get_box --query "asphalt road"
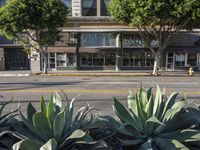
[0,75,200,116]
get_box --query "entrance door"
[166,53,174,70]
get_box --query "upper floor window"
[82,0,110,16]
[81,33,116,47]
[101,0,110,16]
[123,34,144,47]
[64,0,72,16]
[82,0,97,16]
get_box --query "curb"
[38,73,200,77]
[40,73,150,77]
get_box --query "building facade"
[1,0,200,72]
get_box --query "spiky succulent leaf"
[40,138,57,150]
[113,98,141,131]
[53,109,65,142]
[52,92,62,115]
[40,96,46,115]
[32,112,52,141]
[47,97,55,126]
[27,102,36,123]
[12,139,42,150]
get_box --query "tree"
[0,0,68,74]
[109,0,200,74]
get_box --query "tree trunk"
[43,53,48,74]
[153,52,162,75]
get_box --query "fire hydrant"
[188,67,194,76]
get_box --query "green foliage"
[0,96,20,149]
[12,93,108,150]
[109,0,200,28]
[0,0,68,41]
[83,115,123,149]
[113,86,200,149]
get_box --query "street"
[0,75,200,116]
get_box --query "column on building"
[30,31,41,73]
[0,48,5,71]
[116,32,122,71]
[72,0,82,16]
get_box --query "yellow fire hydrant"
[188,67,194,76]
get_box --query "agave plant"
[12,93,108,150]
[83,115,122,149]
[0,96,19,149]
[113,86,200,150]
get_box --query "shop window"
[93,53,104,66]
[82,0,97,16]
[187,53,197,66]
[56,53,67,67]
[101,0,110,16]
[49,53,56,69]
[64,0,72,16]
[122,51,154,67]
[105,52,116,66]
[175,53,185,67]
[81,53,93,66]
[67,53,76,66]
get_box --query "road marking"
[0,89,200,95]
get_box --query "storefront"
[165,50,200,71]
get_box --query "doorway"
[166,53,174,70]
[4,48,30,70]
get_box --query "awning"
[47,47,76,53]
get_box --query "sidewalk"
[0,70,31,77]
[0,70,200,77]
[42,70,200,77]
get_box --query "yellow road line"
[0,89,200,95]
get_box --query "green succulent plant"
[0,96,19,149]
[12,93,108,150]
[83,115,122,149]
[113,86,200,150]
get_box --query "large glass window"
[67,53,76,66]
[80,51,116,67]
[93,53,104,66]
[187,53,197,66]
[56,53,67,67]
[175,53,185,67]
[81,33,116,47]
[122,50,154,67]
[82,0,97,16]
[64,0,72,16]
[47,53,76,69]
[105,52,116,66]
[49,53,56,69]
[81,53,93,66]
[101,0,110,16]
[123,34,144,47]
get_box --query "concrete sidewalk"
[0,70,31,77]
[41,70,200,77]
[0,70,200,77]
